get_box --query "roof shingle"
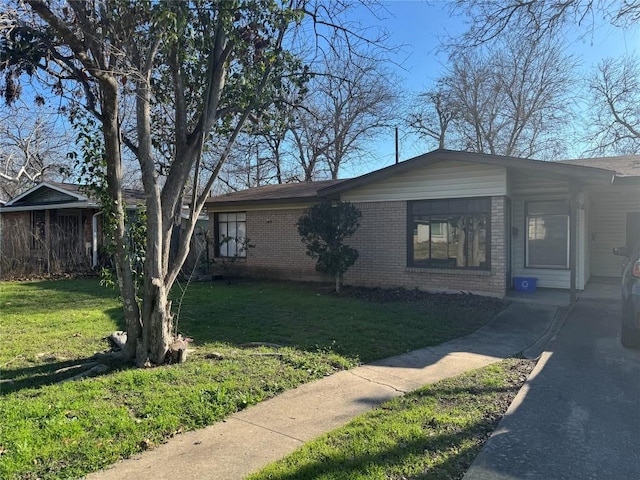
[557,155,640,177]
[206,179,346,205]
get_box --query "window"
[408,198,491,269]
[215,212,247,257]
[526,201,569,269]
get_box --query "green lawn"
[0,278,503,479]
[249,358,535,480]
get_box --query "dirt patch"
[339,285,504,308]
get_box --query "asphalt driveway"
[464,298,640,479]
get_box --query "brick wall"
[211,197,508,297]
[343,198,507,297]
[212,207,330,282]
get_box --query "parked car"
[613,239,640,348]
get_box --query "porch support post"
[569,180,579,304]
[45,210,51,274]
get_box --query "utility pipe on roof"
[92,211,102,268]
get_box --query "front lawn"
[249,358,535,480]
[0,278,503,479]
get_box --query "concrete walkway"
[88,303,559,480]
[464,298,640,480]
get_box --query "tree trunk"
[134,68,176,367]
[137,280,174,366]
[100,75,141,361]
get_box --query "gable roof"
[318,149,618,198]
[205,149,636,208]
[1,181,145,212]
[5,181,91,207]
[206,179,347,207]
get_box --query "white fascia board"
[5,182,90,206]
[0,201,99,213]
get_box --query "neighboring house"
[205,149,640,298]
[0,182,144,276]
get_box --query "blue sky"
[340,0,640,177]
[3,1,637,183]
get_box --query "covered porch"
[505,276,620,307]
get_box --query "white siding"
[341,161,507,203]
[510,175,588,290]
[510,175,569,197]
[588,184,640,277]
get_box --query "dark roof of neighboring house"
[206,179,347,206]
[44,182,146,205]
[557,155,640,177]
[0,181,145,211]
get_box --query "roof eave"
[206,196,320,209]
[318,149,617,197]
[613,176,640,185]
[0,201,100,213]
[5,181,91,206]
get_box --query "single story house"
[208,149,640,298]
[0,181,211,278]
[0,182,144,276]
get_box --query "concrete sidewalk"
[88,302,559,480]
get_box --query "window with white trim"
[526,201,569,269]
[215,212,247,258]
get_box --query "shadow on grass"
[14,277,118,299]
[0,355,130,395]
[2,303,127,396]
[170,279,503,364]
[350,383,520,410]
[253,419,494,480]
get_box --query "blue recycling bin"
[514,277,537,292]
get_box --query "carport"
[508,156,639,304]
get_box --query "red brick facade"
[215,208,330,282]
[214,196,508,297]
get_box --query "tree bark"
[100,76,141,361]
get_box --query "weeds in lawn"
[0,278,503,479]
[249,359,536,480]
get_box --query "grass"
[249,358,535,480]
[0,278,503,479]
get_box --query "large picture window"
[526,201,569,269]
[408,198,491,269]
[215,212,247,258]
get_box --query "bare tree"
[220,103,299,190]
[407,83,458,150]
[587,56,640,154]
[0,108,73,199]
[290,102,332,181]
[410,34,576,158]
[318,54,397,178]
[449,1,639,156]
[450,0,639,46]
[252,51,398,184]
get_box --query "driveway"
[464,298,640,479]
